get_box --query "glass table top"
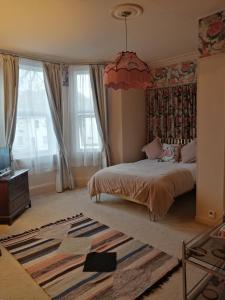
[186,224,225,273]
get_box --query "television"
[0,146,11,173]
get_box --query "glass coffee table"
[182,222,225,299]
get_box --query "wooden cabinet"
[0,169,31,225]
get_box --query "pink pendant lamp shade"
[103,51,150,90]
[104,4,150,90]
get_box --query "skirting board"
[195,214,223,226]
[30,182,55,196]
[74,177,88,188]
[30,177,89,196]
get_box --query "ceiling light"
[103,4,150,90]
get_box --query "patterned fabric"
[61,64,69,86]
[146,83,197,143]
[150,61,197,88]
[0,214,180,300]
[199,10,225,58]
[159,144,181,162]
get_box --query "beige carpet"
[0,188,208,300]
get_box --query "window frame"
[71,67,102,153]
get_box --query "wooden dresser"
[0,169,31,225]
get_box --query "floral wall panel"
[199,10,225,58]
[149,67,169,87]
[150,61,197,89]
[169,62,196,85]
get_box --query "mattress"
[88,159,196,219]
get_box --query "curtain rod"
[0,49,108,66]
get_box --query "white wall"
[196,53,225,225]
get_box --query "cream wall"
[28,172,56,195]
[108,88,146,165]
[196,53,225,225]
[121,89,146,163]
[108,89,123,164]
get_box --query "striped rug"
[0,214,180,299]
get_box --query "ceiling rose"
[110,3,143,20]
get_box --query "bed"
[88,157,196,221]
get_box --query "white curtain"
[68,65,102,167]
[43,62,74,192]
[3,55,19,152]
[89,65,111,167]
[12,59,58,174]
[0,56,5,147]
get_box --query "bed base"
[95,194,101,203]
[93,193,159,221]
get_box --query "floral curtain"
[146,83,197,142]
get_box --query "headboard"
[160,138,192,145]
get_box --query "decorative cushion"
[142,137,162,159]
[160,143,181,162]
[181,140,196,163]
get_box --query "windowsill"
[13,154,57,161]
[76,150,102,154]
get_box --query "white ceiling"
[0,0,225,63]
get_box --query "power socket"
[208,210,216,219]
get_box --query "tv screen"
[0,147,11,171]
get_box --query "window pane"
[13,61,57,161]
[69,65,102,167]
[72,67,101,151]
[76,74,93,113]
[78,114,101,150]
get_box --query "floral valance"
[149,61,197,89]
[199,10,225,58]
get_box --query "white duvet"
[88,159,196,219]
